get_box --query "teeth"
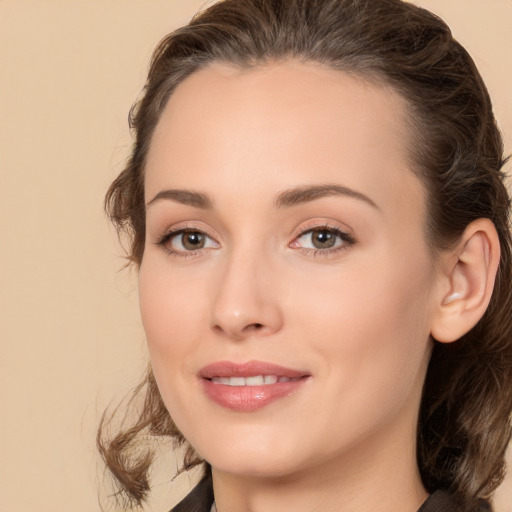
[210,375,296,386]
[246,375,264,386]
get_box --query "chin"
[207,452,303,479]
[190,428,308,479]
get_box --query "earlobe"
[430,218,500,344]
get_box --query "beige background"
[1,1,511,511]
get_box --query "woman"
[98,0,512,511]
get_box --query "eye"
[290,226,355,253]
[157,228,219,255]
[301,229,339,249]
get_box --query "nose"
[211,249,283,340]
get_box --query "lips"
[199,360,310,411]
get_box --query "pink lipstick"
[199,360,310,411]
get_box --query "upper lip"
[199,360,309,379]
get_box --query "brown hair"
[99,0,512,509]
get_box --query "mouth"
[210,375,302,386]
[199,360,310,411]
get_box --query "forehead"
[145,60,425,226]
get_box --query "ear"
[430,218,500,343]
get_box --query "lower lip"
[201,378,308,412]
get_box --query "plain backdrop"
[1,1,511,511]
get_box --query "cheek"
[139,257,205,341]
[138,258,208,384]
[293,248,432,340]
[138,259,211,431]
[289,246,435,400]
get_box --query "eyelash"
[155,223,356,258]
[289,224,356,257]
[155,225,219,258]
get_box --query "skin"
[139,61,446,512]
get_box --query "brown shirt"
[169,475,474,512]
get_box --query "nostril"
[212,322,265,337]
[244,323,263,332]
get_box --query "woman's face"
[140,61,441,479]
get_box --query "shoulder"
[168,474,214,512]
[168,481,493,512]
[418,490,492,512]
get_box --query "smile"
[210,375,302,386]
[199,360,310,411]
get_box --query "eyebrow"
[146,189,213,210]
[146,183,378,211]
[274,184,379,210]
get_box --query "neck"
[211,414,427,512]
